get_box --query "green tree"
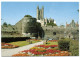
[8,24,11,26]
[3,22,7,27]
[47,22,57,26]
[77,9,79,12]
[24,15,32,17]
[36,22,44,38]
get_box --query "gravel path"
[1,41,43,56]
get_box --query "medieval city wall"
[15,18,23,34]
[42,26,79,40]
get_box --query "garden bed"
[1,43,19,49]
[12,40,70,56]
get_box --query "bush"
[58,39,70,51]
[3,22,7,27]
[69,40,79,56]
[24,15,32,17]
[47,22,57,26]
[60,37,65,39]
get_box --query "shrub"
[60,37,65,39]
[58,39,70,51]
[69,40,79,56]
[3,22,7,27]
[24,15,32,17]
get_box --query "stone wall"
[15,18,23,34]
[22,17,37,37]
[42,26,79,40]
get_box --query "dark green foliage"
[60,37,65,39]
[69,40,79,56]
[58,39,70,51]
[47,22,57,26]
[25,21,44,38]
[36,22,44,38]
[24,15,32,17]
[8,24,11,26]
[77,9,79,12]
[3,22,7,27]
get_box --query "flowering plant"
[36,45,58,48]
[12,40,70,56]
[13,49,70,56]
[1,43,19,49]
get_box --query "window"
[53,32,56,35]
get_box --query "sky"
[1,2,79,26]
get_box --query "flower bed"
[1,43,19,49]
[12,44,70,56]
[35,45,58,48]
[12,54,30,56]
[44,51,69,56]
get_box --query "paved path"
[1,41,43,56]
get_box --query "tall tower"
[36,6,44,26]
[42,6,44,19]
[37,6,40,20]
[37,6,44,20]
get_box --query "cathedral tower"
[37,6,39,20]
[41,6,44,19]
[37,6,44,20]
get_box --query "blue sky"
[1,2,79,26]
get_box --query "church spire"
[37,5,39,9]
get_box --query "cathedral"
[36,6,55,26]
[66,20,79,28]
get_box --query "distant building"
[66,20,79,28]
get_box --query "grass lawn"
[47,41,58,45]
[9,40,40,47]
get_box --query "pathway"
[1,41,43,56]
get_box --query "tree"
[8,24,11,26]
[77,9,79,12]
[47,22,57,26]
[36,22,44,38]
[24,15,32,17]
[3,22,7,27]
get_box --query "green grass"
[47,41,58,45]
[9,41,40,47]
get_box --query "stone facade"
[42,26,79,40]
[36,6,55,26]
[22,17,37,37]
[66,20,79,28]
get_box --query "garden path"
[1,41,44,56]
